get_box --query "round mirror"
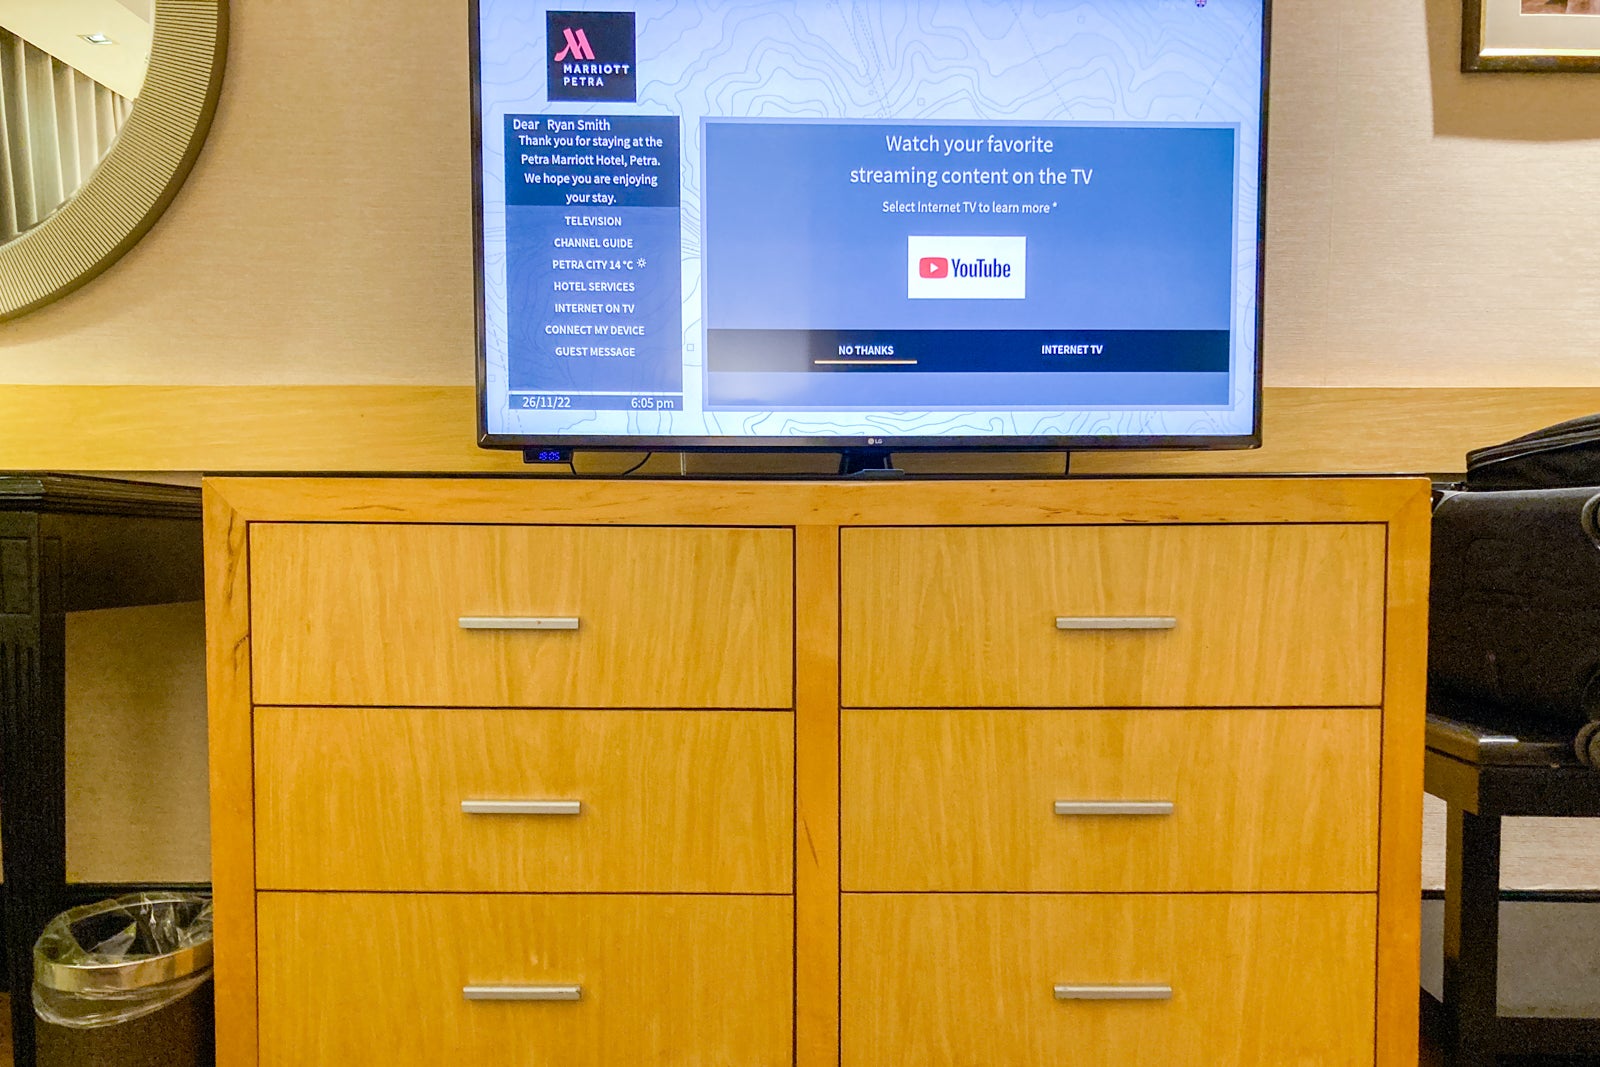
[0,0,225,321]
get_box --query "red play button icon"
[919,256,949,279]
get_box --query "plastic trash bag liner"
[33,893,212,1029]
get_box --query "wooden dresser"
[204,476,1429,1066]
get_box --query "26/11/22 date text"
[514,394,681,412]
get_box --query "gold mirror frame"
[0,0,227,321]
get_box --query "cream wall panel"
[2,0,1600,391]
[65,601,210,883]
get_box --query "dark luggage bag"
[1430,415,1600,764]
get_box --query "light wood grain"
[254,707,792,893]
[841,893,1378,1067]
[1376,483,1432,1066]
[210,474,1425,536]
[203,476,1429,1067]
[249,523,792,708]
[842,524,1387,708]
[1,386,1597,475]
[842,708,1380,892]
[795,525,840,1067]
[201,483,256,1067]
[256,893,793,1067]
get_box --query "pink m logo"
[554,27,596,62]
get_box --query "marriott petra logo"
[547,11,637,102]
[553,27,596,62]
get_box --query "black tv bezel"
[470,0,1270,457]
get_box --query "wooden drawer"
[842,893,1376,1067]
[255,708,793,893]
[841,524,1385,707]
[258,893,793,1067]
[249,524,792,707]
[842,708,1378,892]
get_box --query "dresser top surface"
[202,474,1432,528]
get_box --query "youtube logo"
[907,236,1026,300]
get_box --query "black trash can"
[32,894,215,1067]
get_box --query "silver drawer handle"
[1054,800,1174,817]
[464,984,582,1002]
[1056,616,1176,631]
[462,799,582,816]
[459,616,580,630]
[1055,984,1172,1001]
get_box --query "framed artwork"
[1465,0,1600,71]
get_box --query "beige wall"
[0,0,1596,389]
[1268,0,1600,390]
[0,0,474,387]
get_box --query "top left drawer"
[249,524,793,708]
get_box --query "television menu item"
[473,0,1269,453]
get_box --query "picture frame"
[1464,0,1600,71]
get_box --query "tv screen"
[473,0,1269,455]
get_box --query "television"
[472,0,1270,467]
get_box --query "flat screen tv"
[472,0,1270,463]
